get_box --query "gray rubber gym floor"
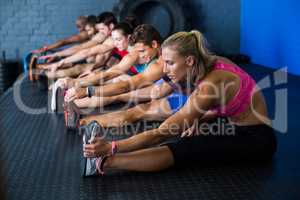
[0,64,299,200]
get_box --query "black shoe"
[37,70,48,91]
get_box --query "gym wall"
[240,0,300,75]
[0,0,241,61]
[0,0,115,60]
[188,0,240,55]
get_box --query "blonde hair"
[162,30,216,84]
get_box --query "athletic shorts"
[155,79,188,114]
[165,118,277,166]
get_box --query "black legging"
[166,118,277,165]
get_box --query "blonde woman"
[81,30,277,176]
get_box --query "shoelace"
[96,156,108,175]
[64,103,76,128]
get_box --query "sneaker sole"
[29,55,38,81]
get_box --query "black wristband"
[87,86,95,97]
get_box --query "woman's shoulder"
[209,56,243,80]
[202,68,226,84]
[215,56,238,66]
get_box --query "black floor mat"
[0,64,300,200]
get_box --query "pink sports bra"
[202,61,256,117]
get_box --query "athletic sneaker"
[29,55,38,81]
[36,70,48,91]
[82,156,108,177]
[51,81,59,112]
[56,87,66,113]
[51,81,66,113]
[81,121,107,177]
[64,101,81,130]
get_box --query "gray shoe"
[84,156,108,177]
[64,101,81,131]
[81,121,106,177]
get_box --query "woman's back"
[204,56,270,126]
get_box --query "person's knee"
[146,99,172,118]
[125,104,150,121]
